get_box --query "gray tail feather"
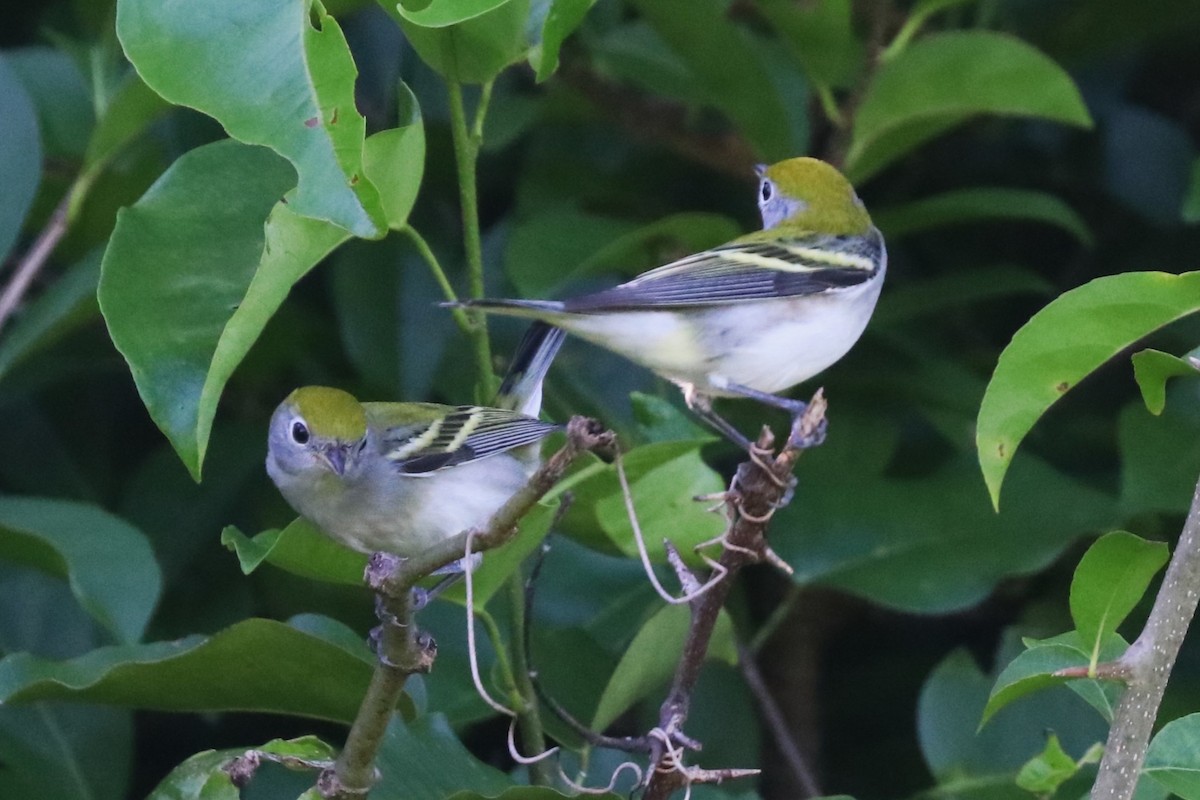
[494,321,567,417]
[442,298,565,317]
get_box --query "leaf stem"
[0,191,72,334]
[400,225,472,335]
[506,571,555,785]
[446,79,496,400]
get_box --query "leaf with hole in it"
[0,617,384,723]
[847,32,1091,181]
[977,271,1200,510]
[1146,713,1200,799]
[146,736,335,800]
[1132,348,1199,415]
[1071,531,1167,670]
[0,497,159,644]
[873,187,1093,245]
[118,0,385,236]
[591,604,735,732]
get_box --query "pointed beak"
[322,444,349,476]
[754,163,767,178]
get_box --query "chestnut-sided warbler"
[454,157,885,445]
[266,323,565,558]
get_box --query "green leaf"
[396,0,512,26]
[146,736,335,800]
[1132,348,1199,415]
[117,0,385,236]
[872,264,1053,328]
[977,271,1200,509]
[630,392,715,444]
[375,714,514,799]
[1070,531,1167,670]
[447,789,617,800]
[1145,712,1200,799]
[847,32,1092,181]
[0,617,382,723]
[1119,400,1200,516]
[0,251,100,383]
[626,0,796,159]
[982,632,1126,726]
[590,604,735,731]
[5,46,92,161]
[365,83,426,231]
[578,442,727,563]
[0,52,40,265]
[1015,734,1081,794]
[757,0,863,89]
[385,0,531,84]
[530,0,596,82]
[0,497,160,644]
[442,503,558,608]
[220,519,367,586]
[76,69,172,205]
[880,0,977,62]
[873,187,1093,245]
[0,704,132,800]
[920,642,1110,782]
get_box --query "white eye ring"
[291,421,310,445]
[760,180,773,203]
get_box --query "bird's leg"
[682,386,753,450]
[722,382,827,449]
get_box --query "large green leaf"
[117,0,386,236]
[0,497,159,644]
[0,704,132,800]
[626,0,795,160]
[847,32,1092,181]
[0,52,41,264]
[385,0,532,84]
[590,604,735,731]
[374,714,514,799]
[873,187,1093,245]
[1145,713,1200,799]
[776,413,1116,613]
[100,123,420,479]
[0,617,379,723]
[221,518,367,586]
[1070,531,1167,670]
[977,271,1200,509]
[757,0,862,89]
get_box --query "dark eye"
[760,180,773,203]
[291,421,310,444]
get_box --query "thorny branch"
[642,391,827,800]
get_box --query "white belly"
[559,274,883,397]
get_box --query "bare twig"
[736,639,821,797]
[1090,471,1200,800]
[319,417,614,799]
[642,392,828,800]
[0,193,71,333]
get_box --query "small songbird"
[453,157,886,446]
[266,323,564,559]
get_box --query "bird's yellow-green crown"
[287,386,368,441]
[764,157,871,235]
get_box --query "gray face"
[266,401,323,479]
[757,177,807,230]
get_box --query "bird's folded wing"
[380,406,560,474]
[564,230,884,310]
